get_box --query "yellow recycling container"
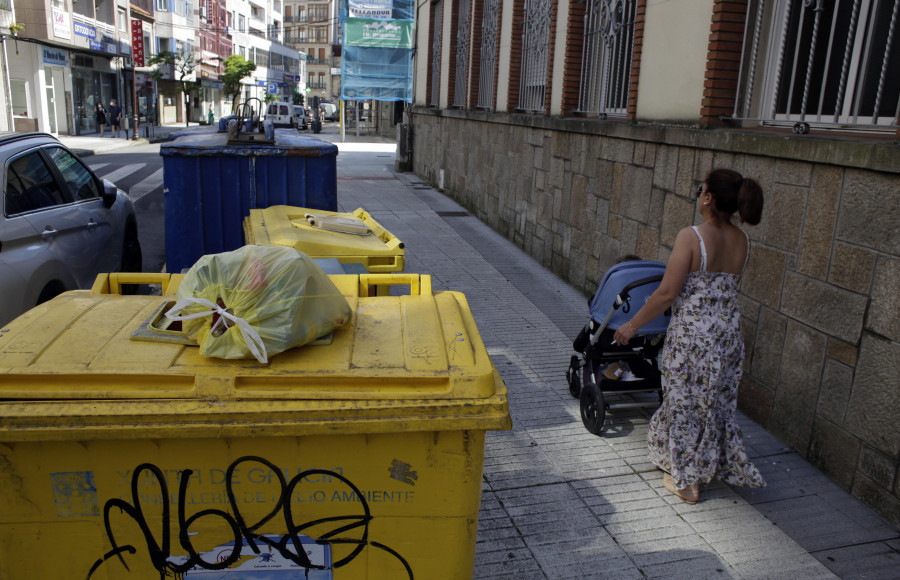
[244,206,405,273]
[0,272,510,580]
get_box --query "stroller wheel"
[566,355,581,398]
[580,382,606,435]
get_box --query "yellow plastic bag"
[166,245,352,363]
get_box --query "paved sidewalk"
[59,125,900,579]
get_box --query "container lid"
[244,206,405,258]
[160,130,338,157]
[0,273,510,441]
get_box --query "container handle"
[91,273,173,295]
[358,274,431,297]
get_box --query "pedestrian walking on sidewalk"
[108,99,122,137]
[613,168,767,504]
[95,102,107,137]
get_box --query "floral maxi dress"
[647,226,765,490]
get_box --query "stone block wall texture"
[410,108,900,526]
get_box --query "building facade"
[5,0,130,135]
[283,0,339,106]
[0,0,297,134]
[409,0,900,526]
[226,0,303,112]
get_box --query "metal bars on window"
[518,0,553,112]
[734,0,899,131]
[454,0,472,108]
[431,1,444,107]
[577,0,636,117]
[477,0,500,109]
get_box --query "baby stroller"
[565,260,671,435]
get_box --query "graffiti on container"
[85,456,413,579]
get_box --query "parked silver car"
[0,132,141,326]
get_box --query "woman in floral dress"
[613,168,766,504]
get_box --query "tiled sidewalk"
[331,136,899,579]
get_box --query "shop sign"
[201,50,219,67]
[74,21,97,40]
[347,0,392,19]
[344,18,413,48]
[42,47,67,66]
[90,40,104,52]
[132,20,145,67]
[52,7,71,40]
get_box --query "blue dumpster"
[160,131,338,273]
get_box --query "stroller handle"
[615,274,664,309]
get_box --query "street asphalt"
[57,123,900,579]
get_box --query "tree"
[223,55,257,112]
[293,91,304,106]
[148,50,204,127]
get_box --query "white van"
[265,101,294,127]
[320,103,338,122]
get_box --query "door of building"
[45,69,58,134]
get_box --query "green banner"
[344,18,414,48]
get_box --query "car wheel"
[120,224,143,295]
[37,281,66,305]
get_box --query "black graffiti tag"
[85,456,413,579]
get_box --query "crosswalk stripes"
[94,163,144,185]
[127,168,164,202]
[89,161,164,201]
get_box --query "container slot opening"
[304,213,372,236]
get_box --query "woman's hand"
[613,321,638,346]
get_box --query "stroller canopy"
[589,260,670,335]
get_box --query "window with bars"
[477,0,500,109]
[518,0,552,112]
[431,1,444,107]
[577,0,636,117]
[453,0,471,108]
[736,0,899,131]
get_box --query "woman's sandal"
[664,473,699,504]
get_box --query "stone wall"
[409,107,900,526]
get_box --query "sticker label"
[51,471,100,517]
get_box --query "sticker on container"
[388,459,417,485]
[176,534,332,578]
[51,471,100,517]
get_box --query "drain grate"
[436,211,469,217]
